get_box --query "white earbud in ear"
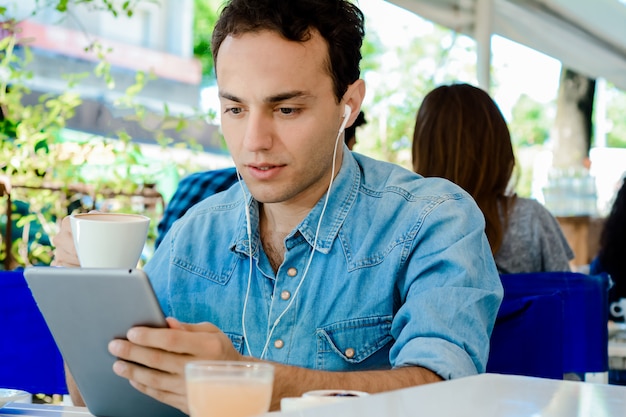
[339,104,352,134]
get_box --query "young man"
[53,0,502,412]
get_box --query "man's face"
[216,30,346,209]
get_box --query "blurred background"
[1,0,625,270]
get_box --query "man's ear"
[343,79,366,120]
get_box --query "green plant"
[0,2,203,269]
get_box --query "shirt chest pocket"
[225,332,244,355]
[315,316,394,371]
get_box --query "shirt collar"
[232,148,360,256]
[295,150,360,254]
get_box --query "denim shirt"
[146,150,503,380]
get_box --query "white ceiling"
[387,0,626,91]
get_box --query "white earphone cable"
[237,170,255,357]
[241,108,347,359]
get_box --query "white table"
[269,373,626,417]
[3,373,626,417]
[0,403,92,417]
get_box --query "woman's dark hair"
[412,83,516,254]
[211,0,364,102]
[344,110,366,142]
[598,178,626,286]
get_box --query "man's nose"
[242,112,273,151]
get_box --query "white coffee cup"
[280,389,369,411]
[70,212,150,268]
[610,298,626,318]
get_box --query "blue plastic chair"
[0,269,68,394]
[487,271,610,381]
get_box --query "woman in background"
[591,177,626,321]
[412,83,573,274]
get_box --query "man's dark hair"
[211,0,364,102]
[344,110,366,142]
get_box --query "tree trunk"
[552,68,595,170]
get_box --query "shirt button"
[281,290,291,300]
[287,267,298,277]
[345,348,355,359]
[274,339,284,349]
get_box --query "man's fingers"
[51,216,80,267]
[110,326,231,365]
[166,318,222,333]
[126,323,224,355]
[109,339,190,375]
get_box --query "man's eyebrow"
[219,91,242,103]
[219,91,312,104]
[265,91,310,103]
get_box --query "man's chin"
[247,187,287,205]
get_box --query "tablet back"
[24,267,187,417]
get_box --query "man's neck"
[256,153,345,270]
[259,202,314,273]
[260,202,310,236]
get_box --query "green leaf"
[0,36,11,51]
[55,0,69,12]
[117,131,132,143]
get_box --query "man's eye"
[226,107,243,115]
[279,108,300,115]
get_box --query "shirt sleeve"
[389,193,503,379]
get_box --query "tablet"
[24,267,187,417]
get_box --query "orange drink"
[186,361,274,417]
